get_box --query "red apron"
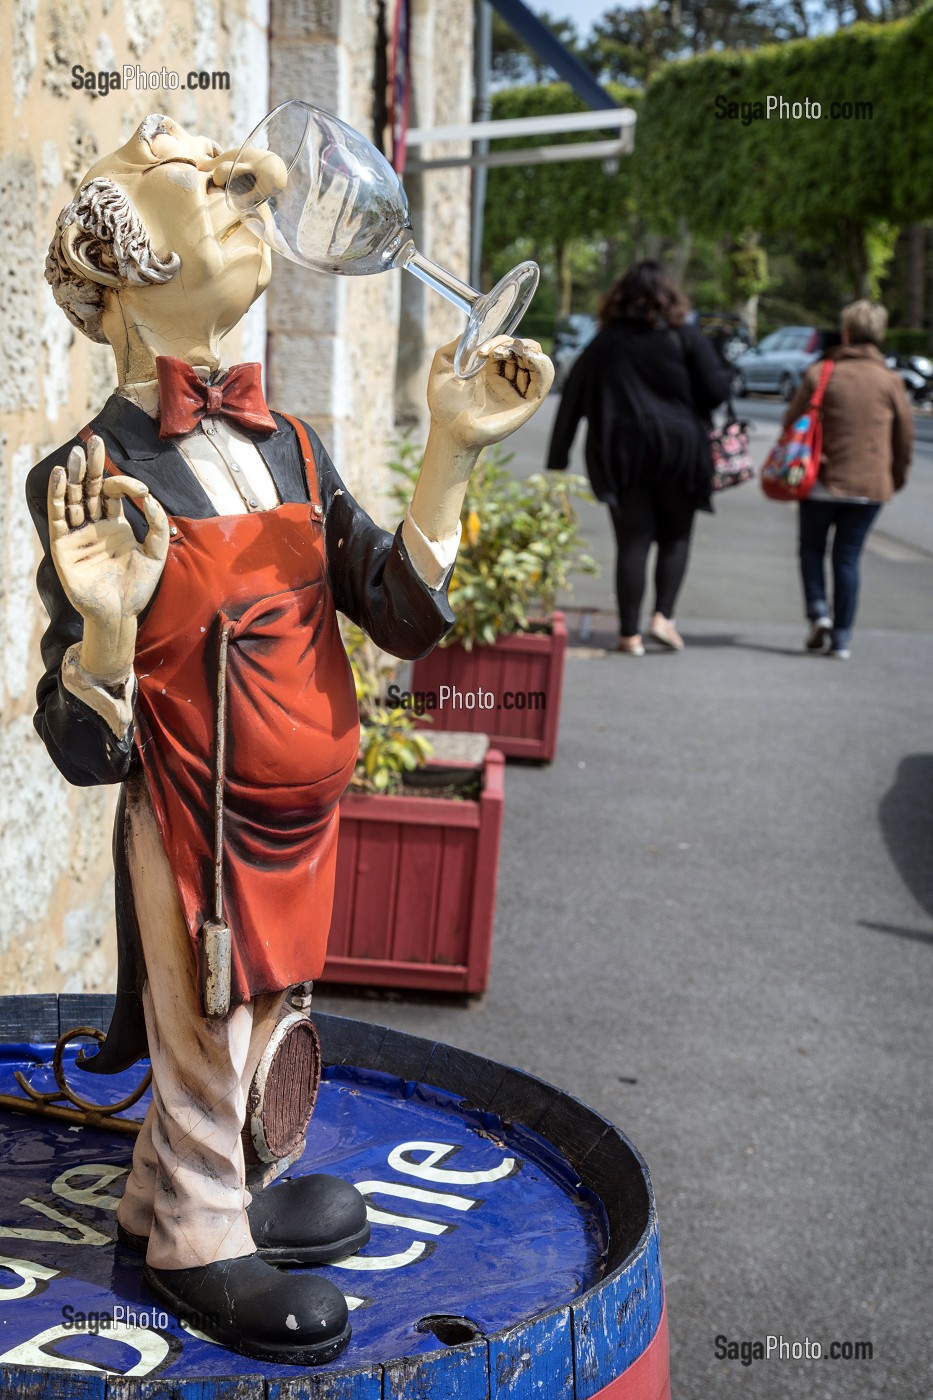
[87,416,360,1005]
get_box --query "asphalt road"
[318,393,933,1398]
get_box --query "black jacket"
[26,395,454,1070]
[547,319,730,510]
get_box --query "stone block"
[268,329,338,420]
[270,40,340,110]
[267,258,341,335]
[271,0,339,41]
[0,717,72,954]
[0,156,40,413]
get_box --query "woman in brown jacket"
[784,300,913,658]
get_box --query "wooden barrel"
[0,994,669,1398]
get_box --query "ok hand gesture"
[48,434,169,679]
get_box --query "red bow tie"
[156,357,278,438]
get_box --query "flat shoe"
[648,616,684,651]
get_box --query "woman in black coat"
[548,261,729,653]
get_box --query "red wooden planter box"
[322,750,505,993]
[409,611,568,763]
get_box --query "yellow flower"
[466,510,481,546]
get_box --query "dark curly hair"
[598,260,689,329]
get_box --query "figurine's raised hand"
[409,337,555,546]
[427,336,554,452]
[48,435,169,680]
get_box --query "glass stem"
[403,248,477,314]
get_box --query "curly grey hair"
[45,177,181,342]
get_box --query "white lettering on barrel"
[353,1180,475,1234]
[0,1322,169,1376]
[52,1163,128,1211]
[0,1198,110,1246]
[331,1140,516,1274]
[330,1240,431,1271]
[387,1140,517,1185]
[0,1253,59,1301]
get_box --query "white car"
[732,326,839,400]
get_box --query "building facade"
[0,0,473,994]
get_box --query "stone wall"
[0,0,269,994]
[266,0,473,522]
[0,0,474,998]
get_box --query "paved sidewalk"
[319,397,933,1399]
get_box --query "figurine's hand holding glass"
[407,337,555,545]
[48,435,169,681]
[227,103,541,378]
[427,337,555,451]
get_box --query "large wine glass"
[226,100,539,378]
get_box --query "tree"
[822,0,927,20]
[586,6,686,84]
[491,10,589,86]
[726,231,770,340]
[634,5,933,297]
[586,0,815,83]
[482,3,933,328]
[483,83,640,313]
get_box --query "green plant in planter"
[341,621,433,793]
[391,438,596,650]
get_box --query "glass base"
[454,262,540,378]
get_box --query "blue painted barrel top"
[0,995,668,1398]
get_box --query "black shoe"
[144,1253,350,1365]
[249,1173,370,1265]
[117,1173,370,1266]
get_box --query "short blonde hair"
[840,300,888,347]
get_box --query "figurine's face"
[84,116,280,337]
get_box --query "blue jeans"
[798,500,882,650]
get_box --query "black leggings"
[610,483,697,636]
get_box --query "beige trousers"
[115,775,286,1271]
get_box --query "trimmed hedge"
[484,4,933,296]
[885,328,933,356]
[484,83,641,256]
[634,4,933,280]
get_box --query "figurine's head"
[46,115,285,365]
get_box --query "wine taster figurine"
[26,112,552,1364]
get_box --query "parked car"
[732,326,840,400]
[552,314,598,391]
[689,311,751,366]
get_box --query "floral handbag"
[709,401,754,491]
[760,360,835,501]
